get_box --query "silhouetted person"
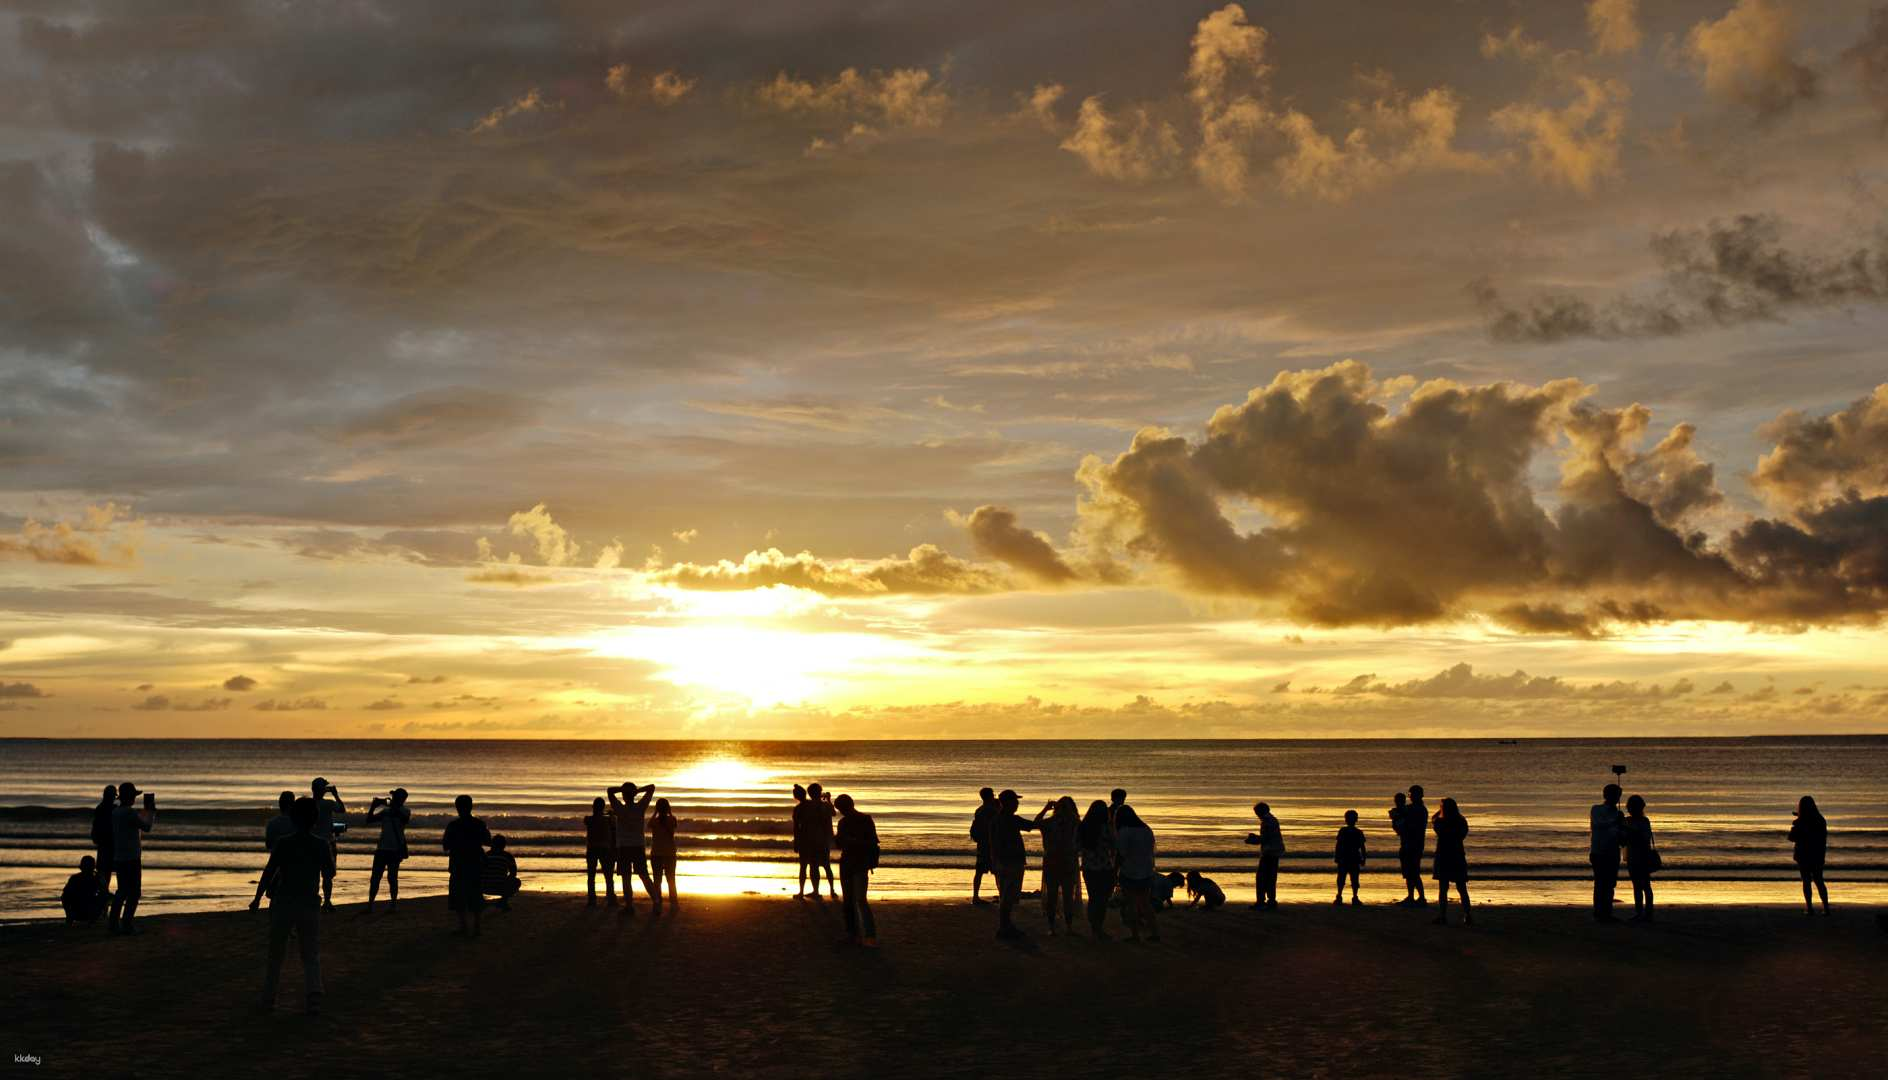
[650,797,679,908]
[107,782,153,935]
[1791,795,1829,916]
[90,785,116,898]
[791,784,812,898]
[608,781,657,912]
[969,787,997,905]
[585,796,617,907]
[1244,801,1283,910]
[1078,799,1116,940]
[366,787,410,914]
[264,790,295,851]
[1431,797,1471,926]
[1620,794,1658,923]
[443,794,490,937]
[834,793,880,947]
[1186,869,1226,909]
[63,856,105,924]
[1335,809,1366,906]
[1113,805,1158,943]
[1398,786,1428,907]
[483,834,520,911]
[310,777,346,911]
[1590,783,1624,923]
[252,796,330,1013]
[1034,796,1081,935]
[1109,788,1127,826]
[805,783,837,900]
[991,789,1031,940]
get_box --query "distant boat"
[1496,739,1520,745]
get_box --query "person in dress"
[1431,798,1471,927]
[365,787,410,914]
[1078,800,1116,941]
[1334,809,1366,906]
[1790,795,1830,916]
[649,797,680,909]
[1620,794,1658,923]
[443,794,491,937]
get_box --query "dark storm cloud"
[1475,215,1888,342]
[220,674,256,692]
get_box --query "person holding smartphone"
[108,782,155,935]
[310,777,347,911]
[365,788,410,914]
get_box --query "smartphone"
[143,792,154,807]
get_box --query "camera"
[330,822,349,837]
[1611,764,1627,777]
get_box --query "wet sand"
[5,895,1884,1078]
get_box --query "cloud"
[1021,83,1065,130]
[336,388,537,449]
[652,544,1007,597]
[1587,0,1642,56]
[671,528,698,543]
[1058,97,1182,182]
[1186,3,1272,199]
[1476,214,1888,341]
[0,503,140,567]
[469,87,551,135]
[366,697,405,711]
[222,674,258,692]
[1709,680,1736,693]
[1490,73,1629,194]
[1845,7,1888,126]
[607,65,696,105]
[467,567,558,587]
[405,675,448,685]
[957,505,1077,584]
[1685,0,1818,117]
[1273,77,1491,201]
[1752,387,1888,507]
[1333,662,1688,700]
[504,502,579,567]
[134,694,231,711]
[255,697,328,711]
[0,682,49,699]
[755,67,948,129]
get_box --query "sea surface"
[4,737,1884,920]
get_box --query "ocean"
[3,737,1883,920]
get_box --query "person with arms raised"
[609,780,658,912]
[365,787,410,914]
[1034,796,1081,936]
[310,777,347,911]
[107,782,154,935]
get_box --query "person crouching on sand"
[1431,798,1471,926]
[1334,810,1366,906]
[835,793,880,947]
[444,794,491,937]
[251,796,331,1014]
[1185,869,1226,909]
[650,798,679,909]
[62,856,105,924]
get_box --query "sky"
[4,0,1888,738]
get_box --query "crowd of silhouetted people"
[55,772,1848,1013]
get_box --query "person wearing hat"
[107,781,155,934]
[990,789,1033,940]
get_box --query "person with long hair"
[1113,804,1159,943]
[1430,798,1471,926]
[1790,795,1830,916]
[650,797,679,909]
[1078,799,1116,940]
[1034,796,1082,935]
[1620,794,1658,923]
[365,787,410,914]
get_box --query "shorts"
[1398,847,1423,877]
[806,842,831,866]
[651,853,676,876]
[373,850,405,871]
[617,847,647,874]
[974,843,992,873]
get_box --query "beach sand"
[5,895,1884,1078]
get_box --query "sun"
[665,756,772,791]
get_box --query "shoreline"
[6,896,1886,1078]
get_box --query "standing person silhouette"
[1431,798,1471,926]
[1620,794,1657,923]
[969,788,997,905]
[107,782,154,935]
[251,796,330,1014]
[1244,802,1284,910]
[1334,809,1366,906]
[1790,796,1830,916]
[1034,796,1081,936]
[1399,786,1428,907]
[791,784,811,898]
[584,797,616,907]
[1590,783,1624,923]
[365,788,410,914]
[443,794,490,937]
[90,785,116,900]
[1113,805,1158,943]
[310,777,346,911]
[834,793,880,947]
[608,781,657,913]
[649,798,679,909]
[264,791,296,851]
[804,783,837,900]
[1078,800,1116,940]
[990,789,1032,940]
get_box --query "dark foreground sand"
[5,896,1885,1078]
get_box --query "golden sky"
[5,0,1888,737]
